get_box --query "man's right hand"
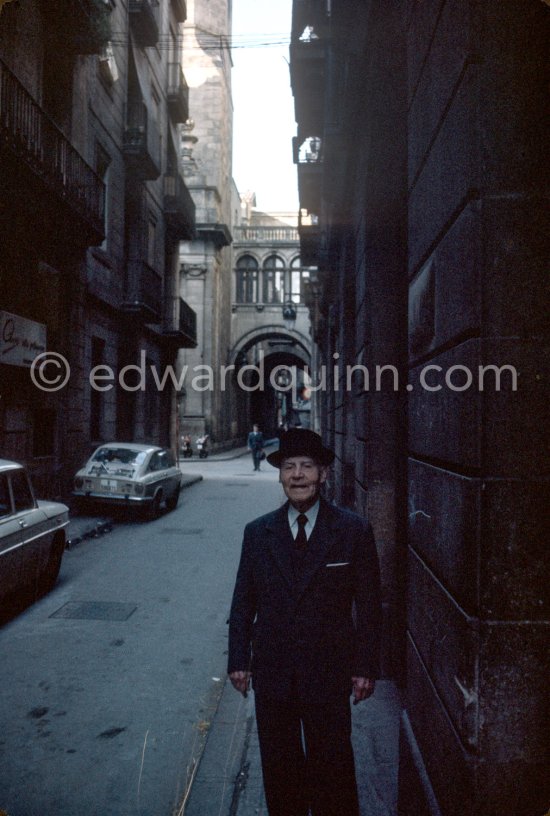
[229,670,251,696]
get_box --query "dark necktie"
[294,513,308,551]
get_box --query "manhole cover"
[50,602,137,621]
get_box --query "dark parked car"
[0,459,69,608]
[73,443,182,518]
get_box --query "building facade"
[290,2,549,815]
[0,0,197,496]
[177,0,234,446]
[176,3,315,449]
[230,198,314,439]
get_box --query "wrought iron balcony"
[121,260,163,322]
[163,297,197,347]
[123,101,161,180]
[298,210,322,267]
[164,171,195,240]
[0,59,105,244]
[167,63,190,123]
[45,0,112,55]
[170,0,187,23]
[291,0,328,44]
[129,0,159,48]
[196,223,232,248]
[297,156,323,213]
[289,37,325,134]
[70,0,112,54]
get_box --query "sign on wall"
[0,311,47,368]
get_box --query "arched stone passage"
[229,327,312,438]
[229,325,312,368]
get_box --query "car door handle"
[18,519,27,527]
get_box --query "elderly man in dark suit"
[228,428,382,816]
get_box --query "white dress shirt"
[287,500,320,541]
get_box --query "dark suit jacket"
[228,497,382,702]
[247,431,264,451]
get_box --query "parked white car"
[0,460,69,607]
[73,443,182,518]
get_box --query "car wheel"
[147,491,163,520]
[41,533,66,595]
[165,486,180,512]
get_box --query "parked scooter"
[196,434,209,459]
[181,434,193,458]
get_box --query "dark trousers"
[254,690,359,816]
[251,450,262,470]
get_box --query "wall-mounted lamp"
[282,301,297,331]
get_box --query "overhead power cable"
[103,33,292,50]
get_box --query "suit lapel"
[295,498,342,601]
[264,498,346,597]
[265,502,295,589]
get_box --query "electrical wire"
[102,32,292,50]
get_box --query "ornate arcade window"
[236,254,259,303]
[290,257,310,304]
[262,255,286,303]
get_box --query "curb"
[179,439,278,464]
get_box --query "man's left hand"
[352,676,376,704]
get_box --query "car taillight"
[75,478,83,489]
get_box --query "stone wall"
[290,0,550,813]
[179,0,235,447]
[402,2,550,814]
[317,0,409,680]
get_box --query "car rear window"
[92,448,148,466]
[11,469,34,512]
[0,474,11,517]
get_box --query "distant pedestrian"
[228,428,382,816]
[248,424,265,472]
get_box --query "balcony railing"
[233,226,299,243]
[70,0,112,54]
[291,1,328,44]
[129,0,159,47]
[45,0,112,55]
[289,38,325,133]
[123,101,161,180]
[297,158,322,213]
[164,171,195,239]
[167,62,190,123]
[298,210,321,267]
[122,260,163,321]
[164,297,197,347]
[0,59,105,243]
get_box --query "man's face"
[279,456,328,510]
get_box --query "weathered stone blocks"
[408,460,549,621]
[403,632,550,816]
[408,338,549,477]
[408,0,474,181]
[408,198,549,362]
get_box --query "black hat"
[267,428,335,468]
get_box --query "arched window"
[290,257,310,304]
[263,255,285,303]
[236,255,259,303]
